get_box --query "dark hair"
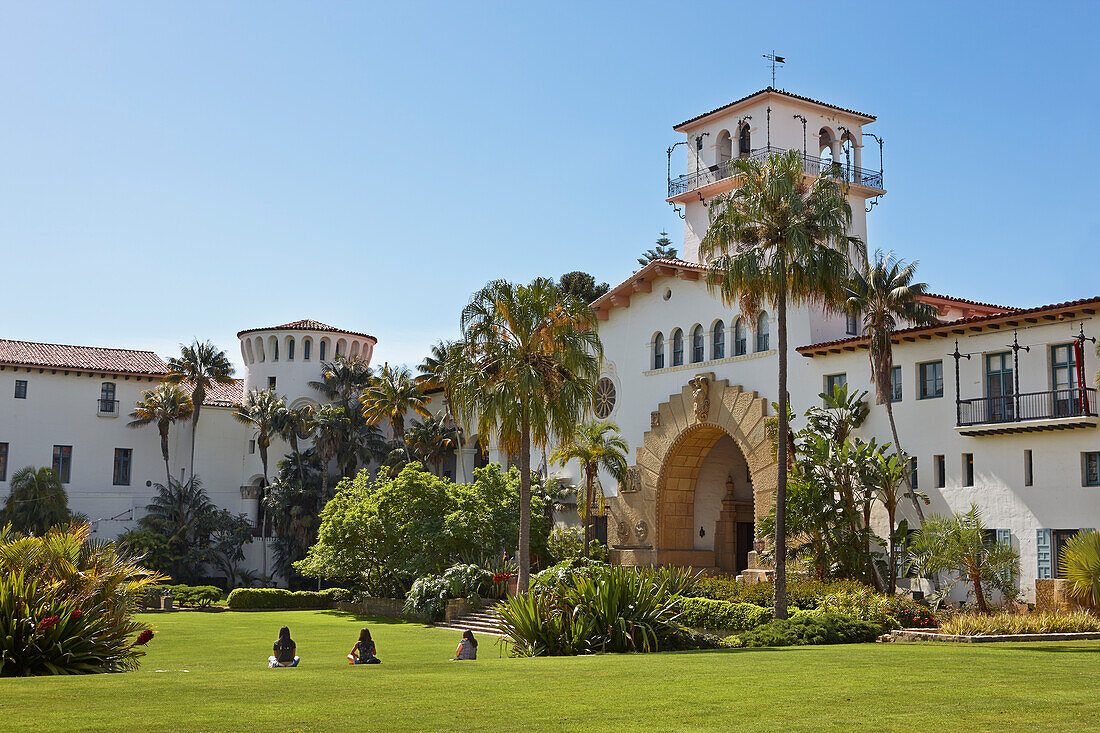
[278,626,292,646]
[462,629,477,648]
[359,627,372,645]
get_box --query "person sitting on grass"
[347,627,380,665]
[453,630,477,660]
[268,626,299,668]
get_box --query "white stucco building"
[2,86,1096,600]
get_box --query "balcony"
[956,388,1098,436]
[97,398,120,416]
[668,146,884,199]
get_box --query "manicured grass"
[2,610,1099,732]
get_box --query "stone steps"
[432,601,506,637]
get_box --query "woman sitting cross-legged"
[347,627,380,665]
[268,626,299,668]
[453,630,477,660]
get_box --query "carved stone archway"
[610,373,777,569]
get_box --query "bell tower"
[665,88,884,263]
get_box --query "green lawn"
[2,610,1099,732]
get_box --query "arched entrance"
[608,372,776,572]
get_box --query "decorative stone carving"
[616,520,630,544]
[651,411,661,428]
[689,374,710,422]
[635,520,649,542]
[621,466,642,493]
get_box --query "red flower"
[70,610,83,620]
[36,616,59,632]
[135,629,154,646]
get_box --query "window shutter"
[1036,528,1052,579]
[996,529,1011,546]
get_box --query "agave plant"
[1059,530,1100,609]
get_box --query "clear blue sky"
[3,1,1098,371]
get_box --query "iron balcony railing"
[668,146,884,198]
[957,388,1098,427]
[98,398,119,415]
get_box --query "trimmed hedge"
[678,597,771,631]
[226,588,338,610]
[161,585,222,608]
[689,576,870,609]
[735,613,880,647]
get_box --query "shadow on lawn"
[317,610,430,626]
[1006,644,1100,654]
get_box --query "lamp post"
[793,114,807,157]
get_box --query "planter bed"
[891,628,1100,643]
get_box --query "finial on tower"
[763,51,785,88]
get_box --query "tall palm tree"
[274,404,314,488]
[846,249,939,522]
[309,355,373,413]
[700,148,863,619]
[141,476,215,582]
[448,277,602,590]
[360,363,431,444]
[1,466,70,535]
[128,382,194,485]
[310,403,348,498]
[406,411,459,476]
[165,339,236,479]
[550,420,629,558]
[235,388,286,488]
[417,340,468,481]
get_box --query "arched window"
[303,338,312,361]
[738,123,751,157]
[255,338,265,363]
[691,325,704,363]
[756,312,770,352]
[733,318,746,356]
[270,336,279,362]
[672,329,684,366]
[653,333,665,370]
[712,320,725,359]
[319,339,328,362]
[287,337,295,361]
[716,130,732,168]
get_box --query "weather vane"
[763,51,785,87]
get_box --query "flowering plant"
[135,630,154,646]
[36,616,60,633]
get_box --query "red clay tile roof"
[920,293,1016,314]
[590,258,705,314]
[0,339,169,376]
[797,297,1100,356]
[675,87,876,131]
[200,379,244,408]
[236,319,376,342]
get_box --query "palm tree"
[360,362,431,444]
[2,466,71,535]
[128,382,194,485]
[700,148,863,619]
[309,355,373,413]
[550,420,628,558]
[274,404,313,488]
[310,403,348,498]
[406,411,459,475]
[417,340,468,481]
[140,476,216,582]
[165,339,236,479]
[872,450,913,594]
[846,249,939,522]
[234,388,286,488]
[448,277,602,590]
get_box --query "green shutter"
[1036,528,1052,579]
[996,529,1011,546]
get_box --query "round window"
[663,288,672,301]
[594,377,617,418]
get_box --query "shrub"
[0,523,163,676]
[678,597,771,631]
[547,527,584,562]
[689,576,869,609]
[161,585,222,608]
[532,558,609,590]
[883,595,938,629]
[225,588,338,610]
[940,611,1100,636]
[817,586,899,632]
[736,613,880,647]
[404,564,494,621]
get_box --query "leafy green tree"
[164,339,236,479]
[127,382,193,486]
[235,388,285,488]
[115,527,172,574]
[447,277,602,589]
[1,467,71,536]
[637,231,678,267]
[139,477,216,583]
[557,271,610,304]
[550,420,628,557]
[846,249,939,522]
[700,149,862,618]
[909,504,1020,612]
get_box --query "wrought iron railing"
[957,388,1097,427]
[668,146,884,197]
[98,398,119,415]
